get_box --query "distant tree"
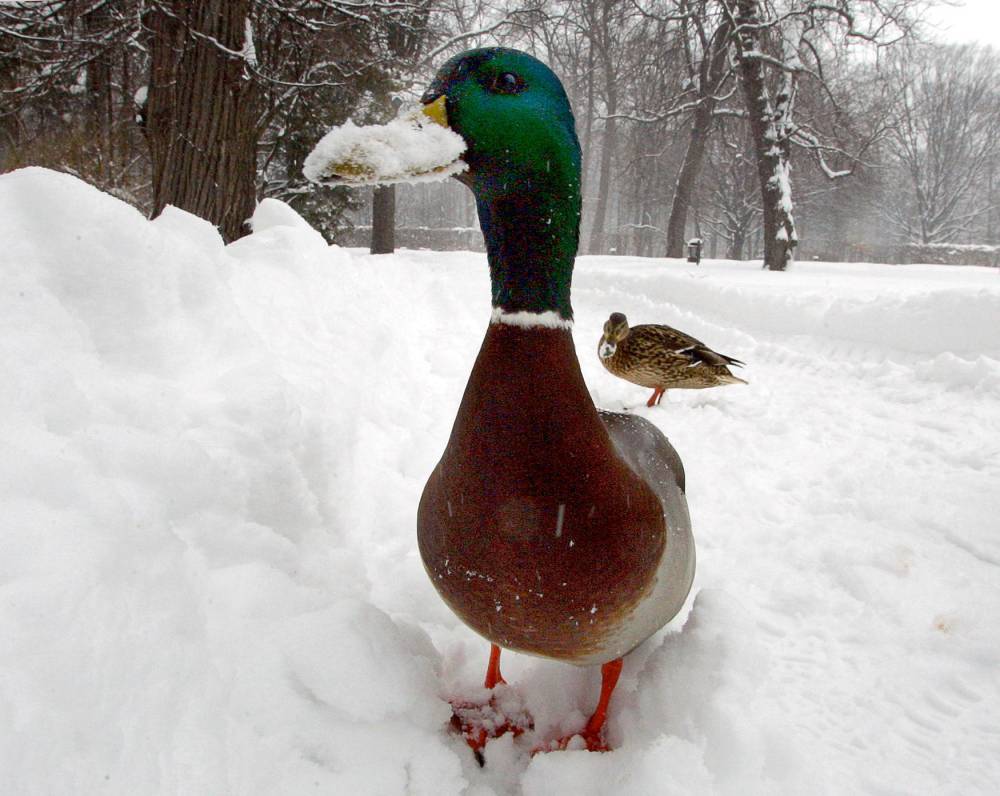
[705,125,761,259]
[722,0,798,270]
[985,152,1000,246]
[582,0,626,254]
[664,2,733,258]
[719,0,916,270]
[882,43,1000,244]
[0,1,149,203]
[592,0,733,258]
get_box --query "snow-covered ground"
[2,167,999,795]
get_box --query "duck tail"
[719,373,748,386]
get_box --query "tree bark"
[729,228,745,260]
[578,44,596,246]
[0,53,21,158]
[145,0,257,242]
[588,73,617,254]
[728,0,797,271]
[581,44,596,177]
[83,3,113,171]
[666,18,733,259]
[586,0,619,256]
[370,184,396,254]
[665,106,711,260]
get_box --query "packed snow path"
[2,169,998,794]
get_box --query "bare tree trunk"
[586,0,619,256]
[145,0,257,242]
[0,53,21,159]
[370,185,396,254]
[729,0,797,271]
[83,3,113,174]
[581,45,596,174]
[666,18,732,258]
[578,44,596,246]
[588,73,616,254]
[666,109,711,259]
[988,158,996,244]
[729,228,745,260]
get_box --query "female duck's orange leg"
[484,644,506,689]
[646,387,665,407]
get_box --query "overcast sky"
[925,0,1000,47]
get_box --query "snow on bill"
[2,167,999,794]
[303,106,467,186]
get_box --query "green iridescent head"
[422,48,582,319]
[422,48,580,199]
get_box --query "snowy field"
[2,167,999,795]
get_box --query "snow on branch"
[789,127,855,178]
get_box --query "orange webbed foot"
[537,727,612,753]
[450,687,533,765]
[533,657,623,755]
[449,644,532,765]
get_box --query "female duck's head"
[599,312,630,359]
[422,48,582,321]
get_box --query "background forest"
[3,0,999,269]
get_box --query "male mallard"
[599,312,747,407]
[416,49,695,755]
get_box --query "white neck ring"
[490,307,574,330]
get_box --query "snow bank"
[0,168,464,794]
[2,168,998,794]
[303,106,467,186]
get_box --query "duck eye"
[491,72,523,94]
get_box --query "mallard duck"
[599,312,747,407]
[416,48,695,755]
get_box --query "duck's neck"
[455,323,608,450]
[475,179,581,321]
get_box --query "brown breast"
[418,322,666,662]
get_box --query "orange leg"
[484,643,506,689]
[646,387,665,407]
[546,657,624,753]
[581,658,623,746]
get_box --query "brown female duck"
[415,48,695,755]
[599,312,747,407]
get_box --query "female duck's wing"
[632,323,703,357]
[634,324,745,370]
